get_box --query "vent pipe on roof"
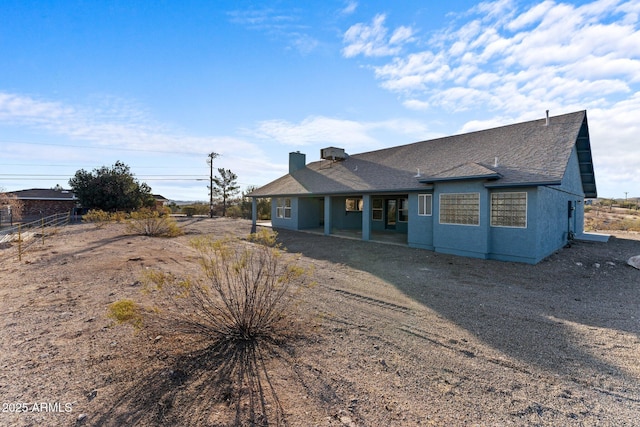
[494,157,499,167]
[545,110,549,126]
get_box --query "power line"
[1,140,205,156]
[0,163,200,169]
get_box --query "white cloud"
[0,91,270,161]
[250,116,377,147]
[228,8,319,55]
[248,115,432,151]
[506,0,554,31]
[347,0,640,120]
[403,99,430,110]
[586,92,640,195]
[342,14,415,58]
[341,1,358,16]
[341,0,640,196]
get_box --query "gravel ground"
[0,217,638,426]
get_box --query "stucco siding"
[270,197,298,230]
[536,147,587,258]
[407,192,434,249]
[487,188,539,263]
[561,147,587,236]
[432,182,490,259]
[535,186,571,259]
[298,197,323,229]
[330,196,362,230]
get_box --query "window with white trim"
[372,198,383,220]
[418,194,432,216]
[491,192,527,228]
[439,193,480,225]
[276,198,292,219]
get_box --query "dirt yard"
[0,217,639,426]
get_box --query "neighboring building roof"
[9,188,77,201]
[250,110,596,198]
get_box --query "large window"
[372,198,383,221]
[276,198,291,219]
[345,198,363,212]
[491,192,527,228]
[418,194,432,216]
[439,193,480,225]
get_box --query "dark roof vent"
[320,147,346,161]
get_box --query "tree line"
[50,159,269,219]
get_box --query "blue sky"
[1,0,639,200]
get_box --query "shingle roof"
[250,110,595,197]
[9,188,77,200]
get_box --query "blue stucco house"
[249,110,597,264]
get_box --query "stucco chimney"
[289,151,306,174]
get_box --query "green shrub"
[107,299,143,328]
[225,204,243,218]
[182,207,195,217]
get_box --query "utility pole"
[207,152,220,218]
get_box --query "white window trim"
[276,198,292,219]
[372,198,383,221]
[439,192,480,226]
[490,192,528,228]
[418,194,433,216]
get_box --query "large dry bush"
[127,208,183,237]
[143,229,313,342]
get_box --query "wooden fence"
[0,212,72,261]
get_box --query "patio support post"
[251,197,257,233]
[324,196,332,235]
[362,194,371,241]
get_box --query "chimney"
[545,110,549,126]
[289,151,306,174]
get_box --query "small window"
[276,198,292,219]
[398,198,408,222]
[284,198,291,218]
[491,192,527,228]
[439,193,480,225]
[372,198,383,221]
[418,194,432,216]
[346,198,363,212]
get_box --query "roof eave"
[249,185,436,198]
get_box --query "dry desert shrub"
[143,229,313,342]
[127,208,183,237]
[104,230,315,425]
[83,209,113,228]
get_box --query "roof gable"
[420,162,501,183]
